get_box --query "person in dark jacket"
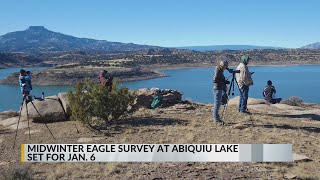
[98,70,113,92]
[263,80,282,104]
[213,60,230,124]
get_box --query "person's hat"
[219,60,228,68]
[20,69,26,73]
[240,55,249,65]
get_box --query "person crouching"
[263,80,282,104]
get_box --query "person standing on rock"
[236,55,254,113]
[98,70,113,92]
[213,60,230,124]
[19,69,32,98]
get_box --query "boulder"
[21,98,66,122]
[0,116,29,127]
[133,94,154,109]
[58,92,71,117]
[132,88,183,109]
[0,111,19,121]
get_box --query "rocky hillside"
[0,53,44,68]
[0,26,158,52]
[0,65,164,85]
[2,47,320,68]
[301,42,320,49]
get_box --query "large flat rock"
[0,116,29,127]
[21,98,66,122]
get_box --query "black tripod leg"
[13,97,25,149]
[221,77,234,124]
[221,102,228,125]
[25,99,31,139]
[29,101,56,140]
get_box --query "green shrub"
[67,79,136,126]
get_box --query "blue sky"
[0,0,319,47]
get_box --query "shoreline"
[150,62,320,72]
[1,62,320,85]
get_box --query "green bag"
[151,94,163,109]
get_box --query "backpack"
[151,94,163,109]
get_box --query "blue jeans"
[239,85,249,112]
[213,89,223,121]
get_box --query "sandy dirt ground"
[0,103,320,179]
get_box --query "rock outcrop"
[132,88,183,109]
[0,116,29,127]
[58,93,71,117]
[0,110,19,121]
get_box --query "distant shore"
[1,62,320,85]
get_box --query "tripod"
[13,95,56,149]
[221,72,243,125]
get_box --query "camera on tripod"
[226,68,240,74]
[13,69,55,149]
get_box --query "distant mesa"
[175,45,284,51]
[0,26,159,52]
[27,26,47,31]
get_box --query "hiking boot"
[214,119,225,126]
[239,111,251,114]
[217,121,225,126]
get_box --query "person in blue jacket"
[19,69,32,97]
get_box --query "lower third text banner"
[21,144,292,162]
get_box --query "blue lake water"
[1,65,320,111]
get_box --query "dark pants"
[268,98,282,104]
[239,85,249,112]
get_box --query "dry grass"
[0,104,320,179]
